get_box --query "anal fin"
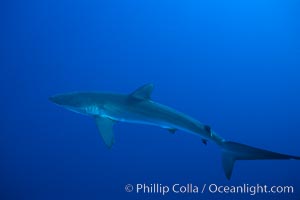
[202,139,208,145]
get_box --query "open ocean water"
[1,0,300,199]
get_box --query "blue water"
[1,0,300,199]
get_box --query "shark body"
[50,84,300,179]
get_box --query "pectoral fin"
[94,116,115,148]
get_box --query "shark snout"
[49,95,60,105]
[49,93,82,108]
[49,95,66,105]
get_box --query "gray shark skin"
[50,83,300,180]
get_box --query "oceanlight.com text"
[207,183,294,195]
[125,183,295,196]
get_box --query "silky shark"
[49,83,300,179]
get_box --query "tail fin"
[220,141,300,180]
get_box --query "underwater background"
[1,0,300,199]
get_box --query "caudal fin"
[220,141,300,180]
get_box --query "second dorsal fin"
[130,83,154,100]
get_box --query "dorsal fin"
[130,83,154,100]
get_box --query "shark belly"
[101,101,211,139]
